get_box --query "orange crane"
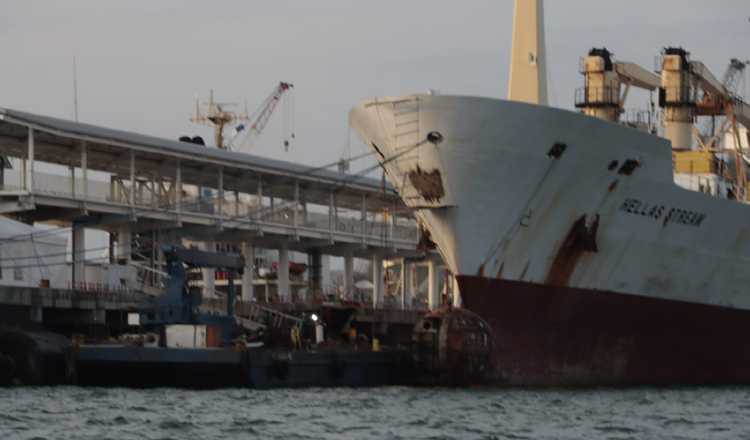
[690,57,750,197]
[697,59,749,148]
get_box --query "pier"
[0,108,455,327]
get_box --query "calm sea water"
[1,386,749,439]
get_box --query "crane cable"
[282,91,289,151]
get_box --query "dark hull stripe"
[457,275,750,386]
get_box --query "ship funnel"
[508,0,548,106]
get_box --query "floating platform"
[74,345,413,389]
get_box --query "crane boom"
[229,82,294,152]
[734,99,750,129]
[250,82,293,135]
[690,61,728,98]
[614,62,661,90]
[697,58,749,143]
[690,59,750,130]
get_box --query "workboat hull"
[74,346,411,389]
[458,275,750,386]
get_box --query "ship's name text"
[619,198,706,227]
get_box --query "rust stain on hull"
[408,166,445,202]
[545,214,599,287]
[417,224,437,252]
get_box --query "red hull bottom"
[457,276,750,386]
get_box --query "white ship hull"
[351,95,750,385]
[351,95,750,310]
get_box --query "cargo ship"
[349,0,750,385]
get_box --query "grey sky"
[1,0,748,171]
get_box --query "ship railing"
[621,109,656,133]
[0,183,23,192]
[59,282,154,304]
[202,297,302,328]
[574,86,620,108]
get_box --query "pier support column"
[427,260,438,311]
[401,259,413,310]
[241,242,255,302]
[372,255,384,308]
[452,275,462,308]
[278,243,290,302]
[26,127,34,192]
[320,254,331,296]
[201,241,215,298]
[72,225,86,288]
[91,309,106,325]
[156,232,167,284]
[81,141,88,213]
[344,250,354,300]
[30,305,43,323]
[404,263,417,309]
[308,249,322,299]
[117,228,132,264]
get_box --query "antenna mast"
[73,56,79,121]
[190,89,248,149]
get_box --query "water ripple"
[0,386,749,439]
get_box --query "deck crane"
[658,47,750,198]
[574,48,661,125]
[658,48,750,150]
[228,81,294,152]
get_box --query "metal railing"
[7,170,419,245]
